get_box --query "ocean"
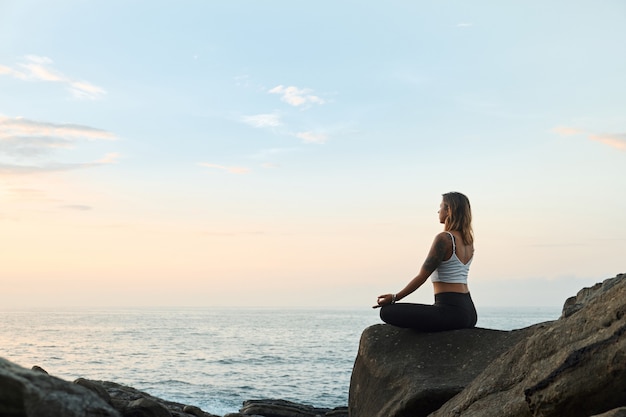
[0,306,560,416]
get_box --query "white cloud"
[0,64,27,79]
[198,162,251,174]
[456,23,473,28]
[0,55,106,100]
[248,147,298,160]
[241,113,282,128]
[261,162,280,169]
[0,160,107,176]
[296,131,328,144]
[0,115,119,175]
[589,133,626,151]
[552,126,586,136]
[0,116,116,141]
[551,126,626,151]
[0,115,116,158]
[61,204,92,211]
[268,85,325,107]
[94,153,122,164]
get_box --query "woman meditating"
[374,192,477,331]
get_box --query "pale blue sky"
[1,1,625,308]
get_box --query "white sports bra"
[431,232,472,284]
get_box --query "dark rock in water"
[183,405,208,417]
[124,397,172,417]
[0,357,120,417]
[239,399,347,416]
[75,377,113,405]
[432,273,626,417]
[93,380,220,417]
[31,365,48,374]
[348,324,532,417]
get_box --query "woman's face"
[438,201,449,224]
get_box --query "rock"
[31,365,48,374]
[592,408,626,417]
[431,273,626,417]
[0,357,120,417]
[74,377,113,405]
[124,397,172,417]
[183,405,208,416]
[93,380,220,417]
[239,399,335,416]
[348,324,533,417]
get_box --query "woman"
[374,192,477,331]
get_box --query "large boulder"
[431,273,626,417]
[0,358,120,417]
[348,323,534,417]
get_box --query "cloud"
[0,64,28,79]
[261,162,280,169]
[551,126,586,136]
[456,23,473,28]
[551,125,626,151]
[61,204,92,211]
[589,133,626,151]
[248,147,298,160]
[0,115,119,176]
[94,153,122,164]
[0,55,106,100]
[296,131,328,144]
[198,162,251,174]
[241,113,282,128]
[0,115,116,158]
[0,156,122,176]
[268,85,325,107]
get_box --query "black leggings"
[380,292,477,331]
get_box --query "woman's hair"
[442,192,473,245]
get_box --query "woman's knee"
[379,305,392,323]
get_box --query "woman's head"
[440,192,473,245]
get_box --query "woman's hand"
[373,294,394,308]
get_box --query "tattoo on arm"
[422,234,449,273]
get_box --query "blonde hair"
[442,192,473,245]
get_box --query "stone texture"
[591,408,626,417]
[431,273,626,417]
[123,397,172,417]
[0,358,120,417]
[348,324,533,417]
[239,399,347,417]
[94,380,221,417]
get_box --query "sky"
[0,1,624,309]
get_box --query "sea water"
[0,306,560,416]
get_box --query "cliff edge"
[349,273,626,417]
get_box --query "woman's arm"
[375,232,450,307]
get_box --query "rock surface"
[0,359,344,417]
[348,324,534,417]
[237,399,347,416]
[350,273,626,417]
[0,357,120,417]
[431,273,626,417]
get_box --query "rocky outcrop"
[226,399,347,417]
[0,358,120,417]
[431,273,626,417]
[0,360,344,417]
[348,324,535,417]
[349,273,626,417]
